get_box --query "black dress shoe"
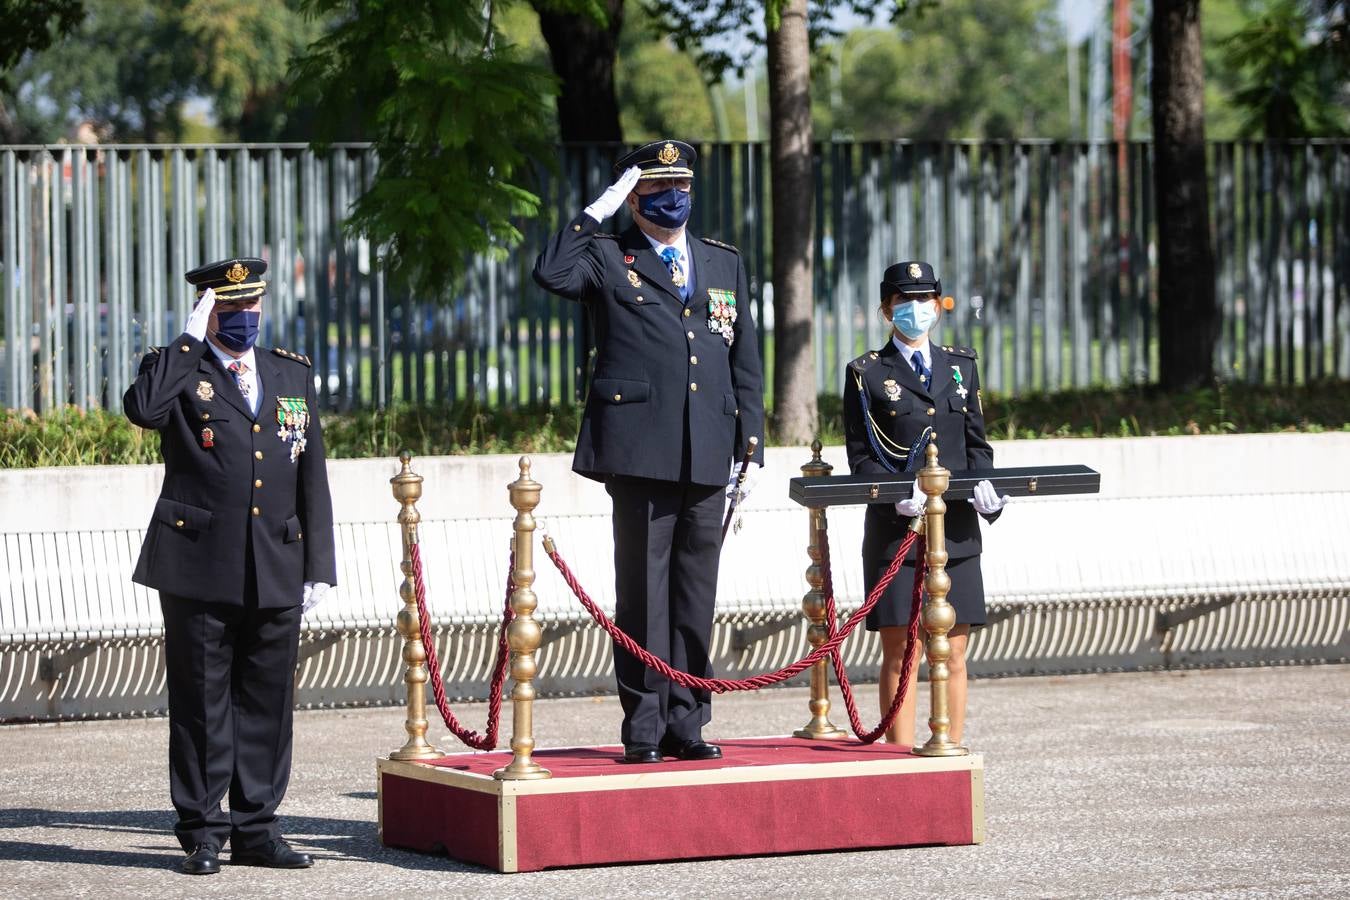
[660,739,723,761]
[181,844,220,875]
[622,743,662,764]
[230,839,313,869]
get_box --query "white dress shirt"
[892,334,933,376]
[208,341,261,416]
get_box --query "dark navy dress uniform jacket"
[124,335,337,606]
[533,213,765,485]
[843,339,999,560]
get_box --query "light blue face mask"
[892,299,939,339]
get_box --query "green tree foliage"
[1221,0,1348,136]
[817,0,1069,140]
[616,1,716,139]
[0,0,314,142]
[289,0,559,297]
[0,0,84,70]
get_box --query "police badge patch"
[707,288,737,347]
[275,397,309,463]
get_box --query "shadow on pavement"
[0,808,485,873]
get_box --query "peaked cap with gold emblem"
[185,256,269,301]
[612,139,696,182]
[880,260,941,300]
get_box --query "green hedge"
[3,381,1348,469]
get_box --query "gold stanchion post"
[495,456,551,780]
[913,441,969,758]
[389,451,441,760]
[793,440,848,740]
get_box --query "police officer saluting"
[533,140,765,764]
[124,257,336,874]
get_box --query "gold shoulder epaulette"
[943,345,978,359]
[699,236,741,254]
[272,347,312,367]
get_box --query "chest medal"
[276,397,310,463]
[707,288,737,347]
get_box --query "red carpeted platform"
[378,737,984,872]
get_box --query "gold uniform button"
[254,479,263,488]
[297,532,302,540]
[889,410,897,417]
[572,224,582,232]
[201,413,209,421]
[613,393,622,402]
[683,308,691,318]
[180,344,190,352]
[252,423,261,433]
[254,450,263,460]
[251,507,260,517]
[926,407,936,416]
[175,519,185,528]
[687,331,695,340]
[690,355,698,365]
[690,382,698,391]
[962,406,968,413]
[635,295,644,303]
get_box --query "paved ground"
[1,665,1348,899]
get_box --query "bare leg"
[878,626,922,747]
[947,625,970,745]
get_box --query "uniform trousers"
[160,564,301,853]
[605,476,724,748]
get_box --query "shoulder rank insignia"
[848,353,873,374]
[699,236,741,255]
[272,347,312,367]
[943,345,978,359]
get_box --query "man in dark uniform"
[533,140,765,763]
[124,257,336,874]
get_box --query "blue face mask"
[637,188,692,229]
[214,309,261,353]
[892,299,939,340]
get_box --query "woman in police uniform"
[842,260,1009,747]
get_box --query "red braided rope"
[410,541,514,750]
[542,530,915,693]
[822,527,927,744]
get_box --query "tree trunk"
[766,0,817,443]
[535,0,624,142]
[1151,0,1217,390]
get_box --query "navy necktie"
[911,350,930,387]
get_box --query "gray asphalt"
[1,665,1348,899]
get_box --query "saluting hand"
[185,288,214,341]
[584,166,642,223]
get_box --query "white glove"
[584,166,642,222]
[302,581,331,614]
[971,479,1011,516]
[185,288,214,340]
[894,477,926,518]
[726,461,761,503]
